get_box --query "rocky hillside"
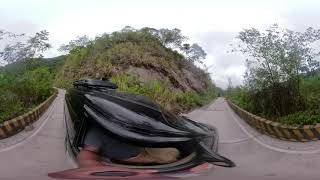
[55,27,217,113]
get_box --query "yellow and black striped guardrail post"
[227,100,320,142]
[0,89,58,139]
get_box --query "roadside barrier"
[0,89,58,139]
[227,100,320,142]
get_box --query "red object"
[48,165,173,180]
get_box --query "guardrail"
[0,89,58,139]
[227,100,320,142]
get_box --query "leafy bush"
[177,87,217,109]
[9,67,53,106]
[54,79,73,90]
[111,74,177,109]
[110,74,142,93]
[177,91,203,107]
[0,91,26,123]
[279,110,320,126]
[227,74,320,125]
[278,74,320,126]
[225,87,253,112]
[139,80,177,108]
[301,74,320,110]
[111,74,217,112]
[0,67,54,122]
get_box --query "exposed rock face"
[125,66,208,92]
[182,69,207,92]
[125,66,165,83]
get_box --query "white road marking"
[219,138,252,144]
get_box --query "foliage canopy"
[228,24,320,125]
[233,24,320,117]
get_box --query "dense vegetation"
[110,74,217,112]
[0,30,64,123]
[0,27,217,122]
[56,27,217,112]
[0,66,53,122]
[227,24,320,126]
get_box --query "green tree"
[157,28,187,49]
[0,29,23,41]
[0,67,54,122]
[58,35,92,53]
[141,28,187,49]
[234,24,320,117]
[0,30,51,64]
[9,67,53,105]
[181,43,206,64]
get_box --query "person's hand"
[77,146,105,167]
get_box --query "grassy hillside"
[55,28,217,113]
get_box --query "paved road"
[187,98,320,180]
[0,91,320,180]
[0,89,74,180]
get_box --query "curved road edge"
[0,89,74,180]
[0,89,58,139]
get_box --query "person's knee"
[145,147,180,164]
[162,148,180,163]
[77,148,102,167]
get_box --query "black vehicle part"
[197,142,235,167]
[67,79,235,168]
[74,79,118,89]
[91,171,138,177]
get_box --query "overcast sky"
[1,0,320,88]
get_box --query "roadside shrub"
[139,80,177,108]
[226,87,253,112]
[54,79,73,91]
[300,75,320,111]
[177,91,203,107]
[279,110,320,126]
[0,91,26,123]
[177,88,217,109]
[279,74,320,126]
[111,74,177,109]
[10,67,53,106]
[111,74,217,112]
[110,74,142,93]
[0,67,54,123]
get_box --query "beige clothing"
[125,147,180,164]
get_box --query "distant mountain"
[0,56,66,75]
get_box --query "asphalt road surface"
[0,89,74,180]
[187,98,320,180]
[0,90,320,180]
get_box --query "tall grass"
[111,74,217,112]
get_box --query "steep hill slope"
[55,28,217,113]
